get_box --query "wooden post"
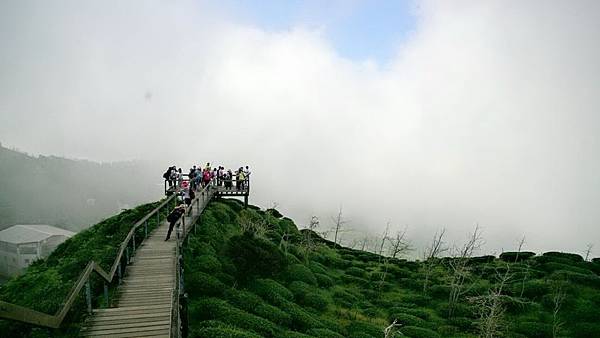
[103,282,109,307]
[244,195,248,208]
[118,262,122,284]
[126,246,130,264]
[85,280,92,314]
[132,233,136,253]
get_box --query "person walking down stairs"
[165,204,185,241]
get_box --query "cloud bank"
[1,0,599,255]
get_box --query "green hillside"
[1,198,599,337]
[184,199,600,338]
[0,145,161,232]
[0,200,164,337]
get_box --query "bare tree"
[378,222,391,257]
[422,228,448,294]
[447,224,485,318]
[238,210,271,237]
[299,216,321,262]
[552,284,566,338]
[514,235,526,262]
[584,243,594,262]
[389,226,412,259]
[383,319,402,338]
[468,264,515,338]
[360,235,369,251]
[331,206,349,248]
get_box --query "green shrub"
[215,272,235,286]
[306,328,345,338]
[315,273,334,288]
[332,287,359,307]
[223,288,291,326]
[467,255,496,264]
[512,279,550,299]
[225,232,287,283]
[281,331,315,338]
[187,241,217,256]
[541,262,593,275]
[309,261,328,275]
[428,284,450,299]
[436,302,474,319]
[388,307,431,320]
[288,281,330,311]
[400,326,441,338]
[346,321,382,337]
[390,313,429,328]
[283,264,318,285]
[281,301,323,332]
[248,278,294,305]
[348,333,376,338]
[447,317,474,331]
[551,270,600,288]
[512,321,552,338]
[193,254,222,273]
[286,253,302,264]
[192,327,262,338]
[190,298,280,337]
[436,325,459,335]
[340,274,370,286]
[499,251,536,262]
[346,267,369,278]
[571,322,600,338]
[186,271,226,297]
[542,251,584,262]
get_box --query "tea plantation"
[184,199,600,338]
[1,198,600,337]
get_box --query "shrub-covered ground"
[0,200,164,337]
[185,199,600,338]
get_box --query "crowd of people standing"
[162,163,251,241]
[163,163,251,192]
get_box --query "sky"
[1,0,599,257]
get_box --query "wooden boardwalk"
[82,189,215,337]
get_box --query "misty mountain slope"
[0,145,161,231]
[0,200,163,337]
[185,199,600,338]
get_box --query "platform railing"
[0,193,179,328]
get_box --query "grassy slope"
[185,199,600,338]
[0,200,163,338]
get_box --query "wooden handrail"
[0,193,177,328]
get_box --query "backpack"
[167,211,176,222]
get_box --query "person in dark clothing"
[163,166,174,187]
[165,204,186,241]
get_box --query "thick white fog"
[1,1,599,256]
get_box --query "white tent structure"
[0,224,75,277]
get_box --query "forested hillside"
[185,199,600,338]
[0,145,161,231]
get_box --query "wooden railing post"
[85,281,92,314]
[132,233,136,253]
[126,246,130,264]
[103,282,109,308]
[145,220,148,238]
[118,262,122,284]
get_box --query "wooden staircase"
[82,189,215,337]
